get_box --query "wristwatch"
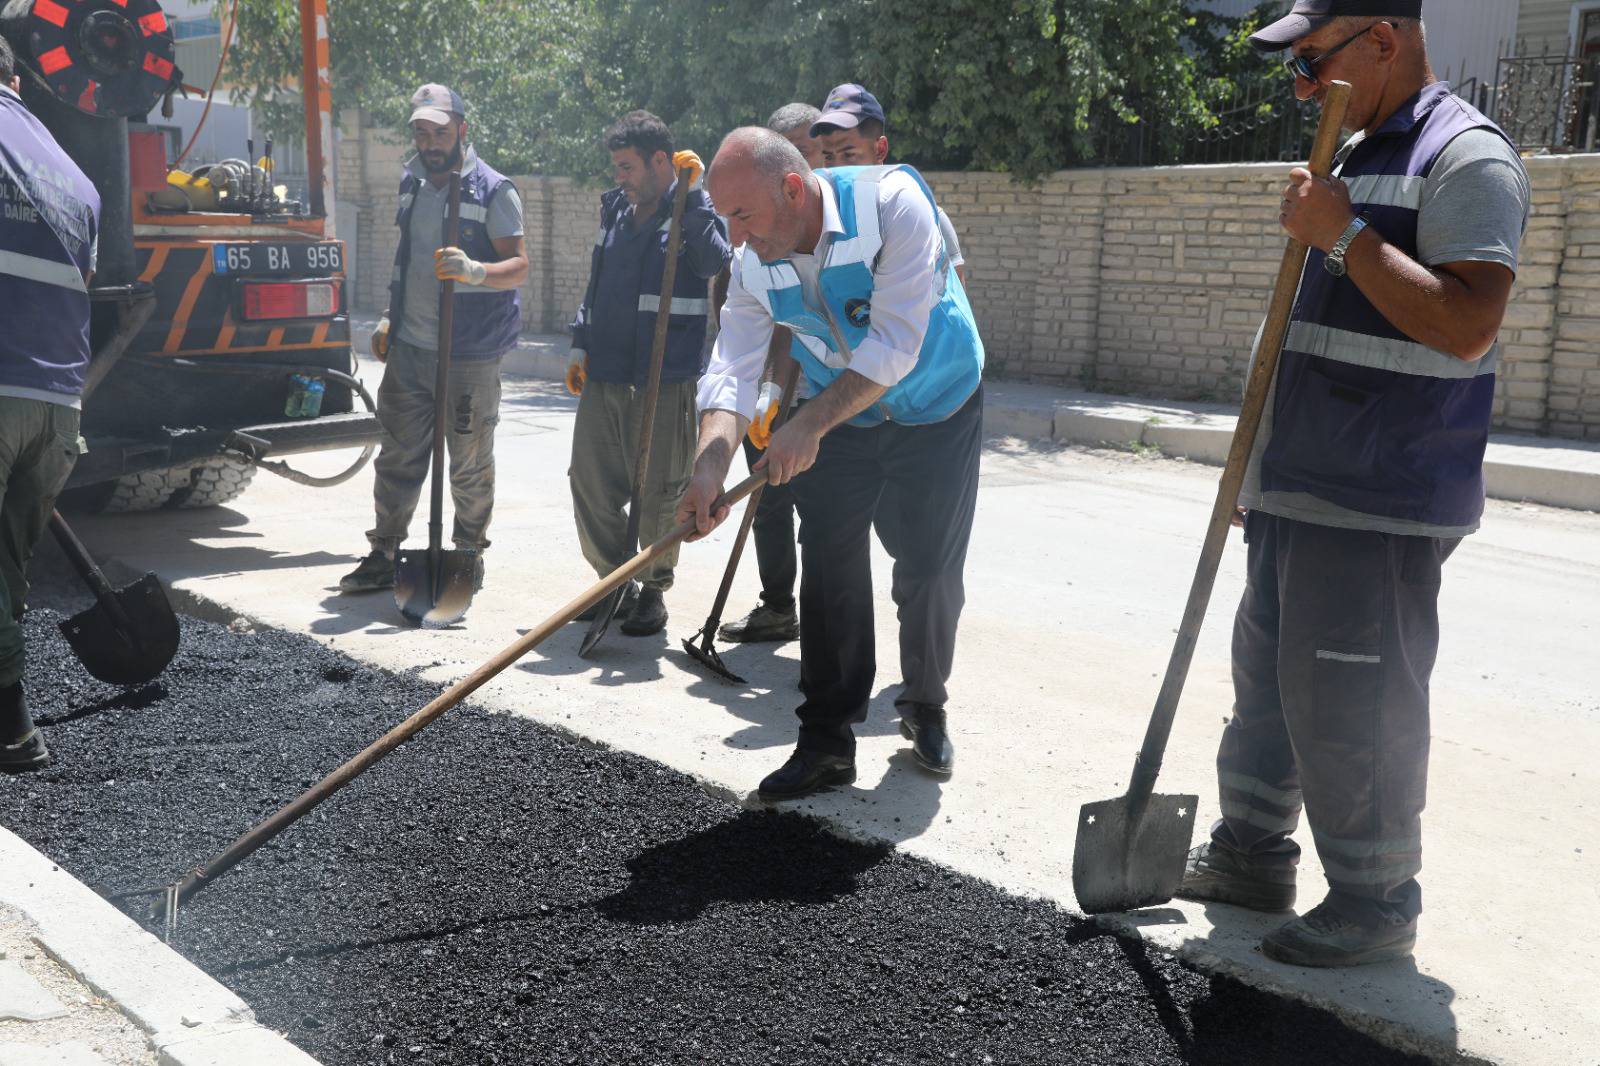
[1324,216,1369,278]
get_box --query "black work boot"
[717,602,799,643]
[621,586,668,637]
[899,704,954,775]
[758,748,856,801]
[1176,841,1297,912]
[1261,899,1416,968]
[0,682,50,774]
[339,549,396,593]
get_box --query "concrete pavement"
[32,359,1600,1066]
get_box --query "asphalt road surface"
[4,601,1429,1066]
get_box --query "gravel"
[3,599,1430,1066]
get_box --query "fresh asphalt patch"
[3,602,1429,1066]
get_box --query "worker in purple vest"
[340,84,529,595]
[1176,0,1530,968]
[0,36,101,772]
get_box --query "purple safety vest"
[1262,83,1516,530]
[0,87,101,401]
[388,155,521,361]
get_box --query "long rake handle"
[166,471,769,909]
[1126,82,1351,806]
[696,338,803,638]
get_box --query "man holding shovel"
[679,128,983,800]
[340,84,528,595]
[0,36,100,771]
[1177,0,1529,967]
[566,111,731,638]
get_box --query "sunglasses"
[1283,20,1396,82]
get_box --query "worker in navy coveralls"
[1176,0,1531,969]
[0,37,101,772]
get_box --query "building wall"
[1518,0,1586,51]
[336,121,1600,440]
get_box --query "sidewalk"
[364,318,1600,515]
[0,829,317,1066]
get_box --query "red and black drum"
[1,0,177,117]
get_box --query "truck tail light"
[240,280,341,321]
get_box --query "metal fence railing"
[1490,50,1600,154]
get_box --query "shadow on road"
[592,808,892,924]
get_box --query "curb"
[345,316,1600,515]
[0,828,320,1066]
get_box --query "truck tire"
[167,458,258,509]
[100,468,191,513]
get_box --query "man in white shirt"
[679,127,984,800]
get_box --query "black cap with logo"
[1249,0,1422,52]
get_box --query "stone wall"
[335,116,1600,440]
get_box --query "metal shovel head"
[1072,791,1199,914]
[394,547,477,628]
[577,584,625,658]
[57,572,179,686]
[680,628,746,685]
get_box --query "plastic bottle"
[301,377,326,418]
[285,374,307,418]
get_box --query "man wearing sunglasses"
[1176,0,1530,969]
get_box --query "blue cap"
[810,83,885,136]
[409,83,465,125]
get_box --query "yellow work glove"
[371,315,391,362]
[565,350,587,396]
[746,381,781,449]
[673,149,704,188]
[434,246,486,285]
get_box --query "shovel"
[1072,81,1351,915]
[579,166,695,657]
[680,338,802,684]
[160,471,768,936]
[49,510,178,686]
[396,170,479,627]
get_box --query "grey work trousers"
[568,378,697,592]
[0,398,81,688]
[1212,510,1458,923]
[366,339,502,555]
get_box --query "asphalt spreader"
[4,600,1431,1066]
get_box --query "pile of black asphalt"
[3,599,1430,1066]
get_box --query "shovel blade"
[577,585,625,658]
[394,548,478,628]
[1071,791,1199,914]
[58,573,179,686]
[680,631,745,685]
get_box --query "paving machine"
[1,0,379,513]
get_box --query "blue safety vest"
[1261,83,1518,531]
[739,164,983,427]
[389,153,521,361]
[0,86,100,404]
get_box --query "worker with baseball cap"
[340,83,528,595]
[1175,1,1530,968]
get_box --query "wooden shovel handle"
[168,470,769,908]
[1127,81,1352,804]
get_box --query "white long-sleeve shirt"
[697,169,945,421]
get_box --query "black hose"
[125,356,379,488]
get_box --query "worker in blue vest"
[679,126,984,800]
[341,84,528,595]
[1176,0,1530,968]
[565,111,731,637]
[0,36,100,772]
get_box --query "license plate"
[212,241,343,277]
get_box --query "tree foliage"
[220,0,1279,181]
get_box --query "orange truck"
[1,0,379,511]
